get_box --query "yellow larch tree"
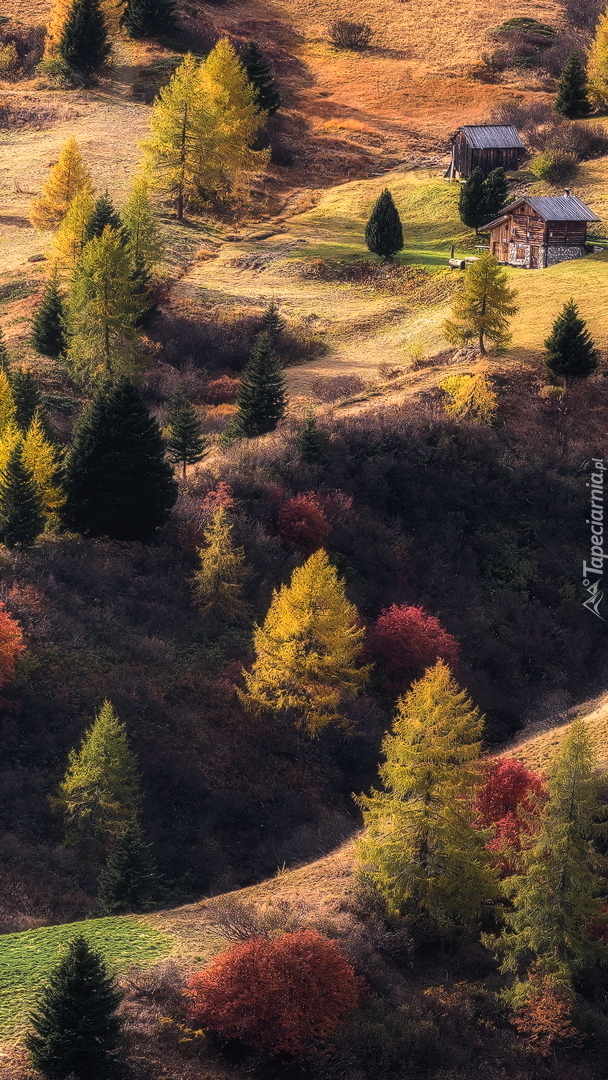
[199,37,269,202]
[0,422,22,484]
[240,549,369,736]
[143,52,209,222]
[0,370,16,435]
[22,415,65,517]
[30,138,94,231]
[588,8,608,108]
[50,186,96,274]
[122,175,165,269]
[440,368,498,423]
[192,507,249,620]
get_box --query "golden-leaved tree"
[443,253,518,355]
[50,186,96,274]
[356,661,498,927]
[588,8,608,108]
[240,549,369,736]
[67,225,146,380]
[192,506,249,621]
[30,137,94,231]
[122,176,165,269]
[22,415,65,517]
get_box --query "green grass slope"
[0,917,174,1045]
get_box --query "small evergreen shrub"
[328,20,373,50]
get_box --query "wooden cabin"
[483,193,600,269]
[448,125,525,180]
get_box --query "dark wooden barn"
[448,125,525,180]
[483,192,600,269]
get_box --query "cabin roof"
[483,195,600,230]
[458,125,524,150]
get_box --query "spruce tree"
[499,719,608,986]
[298,408,323,464]
[131,252,157,328]
[555,53,592,118]
[482,167,508,223]
[241,41,281,115]
[63,378,177,542]
[29,137,94,231]
[98,823,157,914]
[356,661,498,926]
[59,0,111,81]
[0,446,44,549]
[84,192,124,243]
[56,700,142,849]
[444,253,518,354]
[240,548,369,736]
[10,368,40,433]
[165,391,207,478]
[235,333,287,438]
[544,299,598,387]
[260,299,286,342]
[25,935,123,1080]
[121,0,176,38]
[365,188,404,260]
[192,505,249,621]
[0,326,10,371]
[67,226,146,381]
[459,166,488,230]
[31,273,68,358]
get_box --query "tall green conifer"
[234,333,286,437]
[459,167,488,230]
[555,52,592,118]
[365,189,404,260]
[165,391,207,477]
[544,299,598,387]
[357,661,498,927]
[122,176,165,268]
[84,192,124,243]
[98,823,158,914]
[10,369,40,432]
[63,378,177,542]
[59,0,111,81]
[121,0,176,37]
[31,273,68,358]
[0,446,44,549]
[298,408,323,463]
[241,41,281,115]
[25,936,123,1080]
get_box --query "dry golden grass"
[502,695,608,775]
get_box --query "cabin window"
[515,247,525,259]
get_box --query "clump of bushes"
[328,21,373,50]
[530,148,579,183]
[311,375,366,402]
[0,23,45,79]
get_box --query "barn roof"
[484,195,600,229]
[459,125,525,149]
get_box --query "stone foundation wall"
[546,245,586,267]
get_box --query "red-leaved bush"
[365,604,459,691]
[512,973,584,1053]
[0,604,25,689]
[186,929,363,1057]
[474,757,546,873]
[278,493,331,553]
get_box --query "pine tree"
[59,0,111,81]
[555,53,592,118]
[192,505,249,620]
[121,0,176,38]
[499,719,608,986]
[131,252,157,328]
[482,167,508,223]
[50,186,96,273]
[0,369,16,435]
[165,391,207,478]
[199,37,269,201]
[0,445,45,549]
[31,273,68,358]
[588,8,608,109]
[25,935,123,1080]
[544,299,598,387]
[356,661,498,926]
[444,253,518,355]
[240,548,369,736]
[122,176,165,269]
[10,368,40,433]
[365,188,404,260]
[22,414,65,517]
[241,41,281,115]
[63,378,177,542]
[46,0,119,55]
[67,226,146,381]
[29,137,94,231]
[235,333,287,438]
[260,299,286,342]
[143,52,205,222]
[459,167,489,230]
[56,700,142,848]
[298,408,323,463]
[98,823,158,914]
[84,191,124,243]
[0,326,10,371]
